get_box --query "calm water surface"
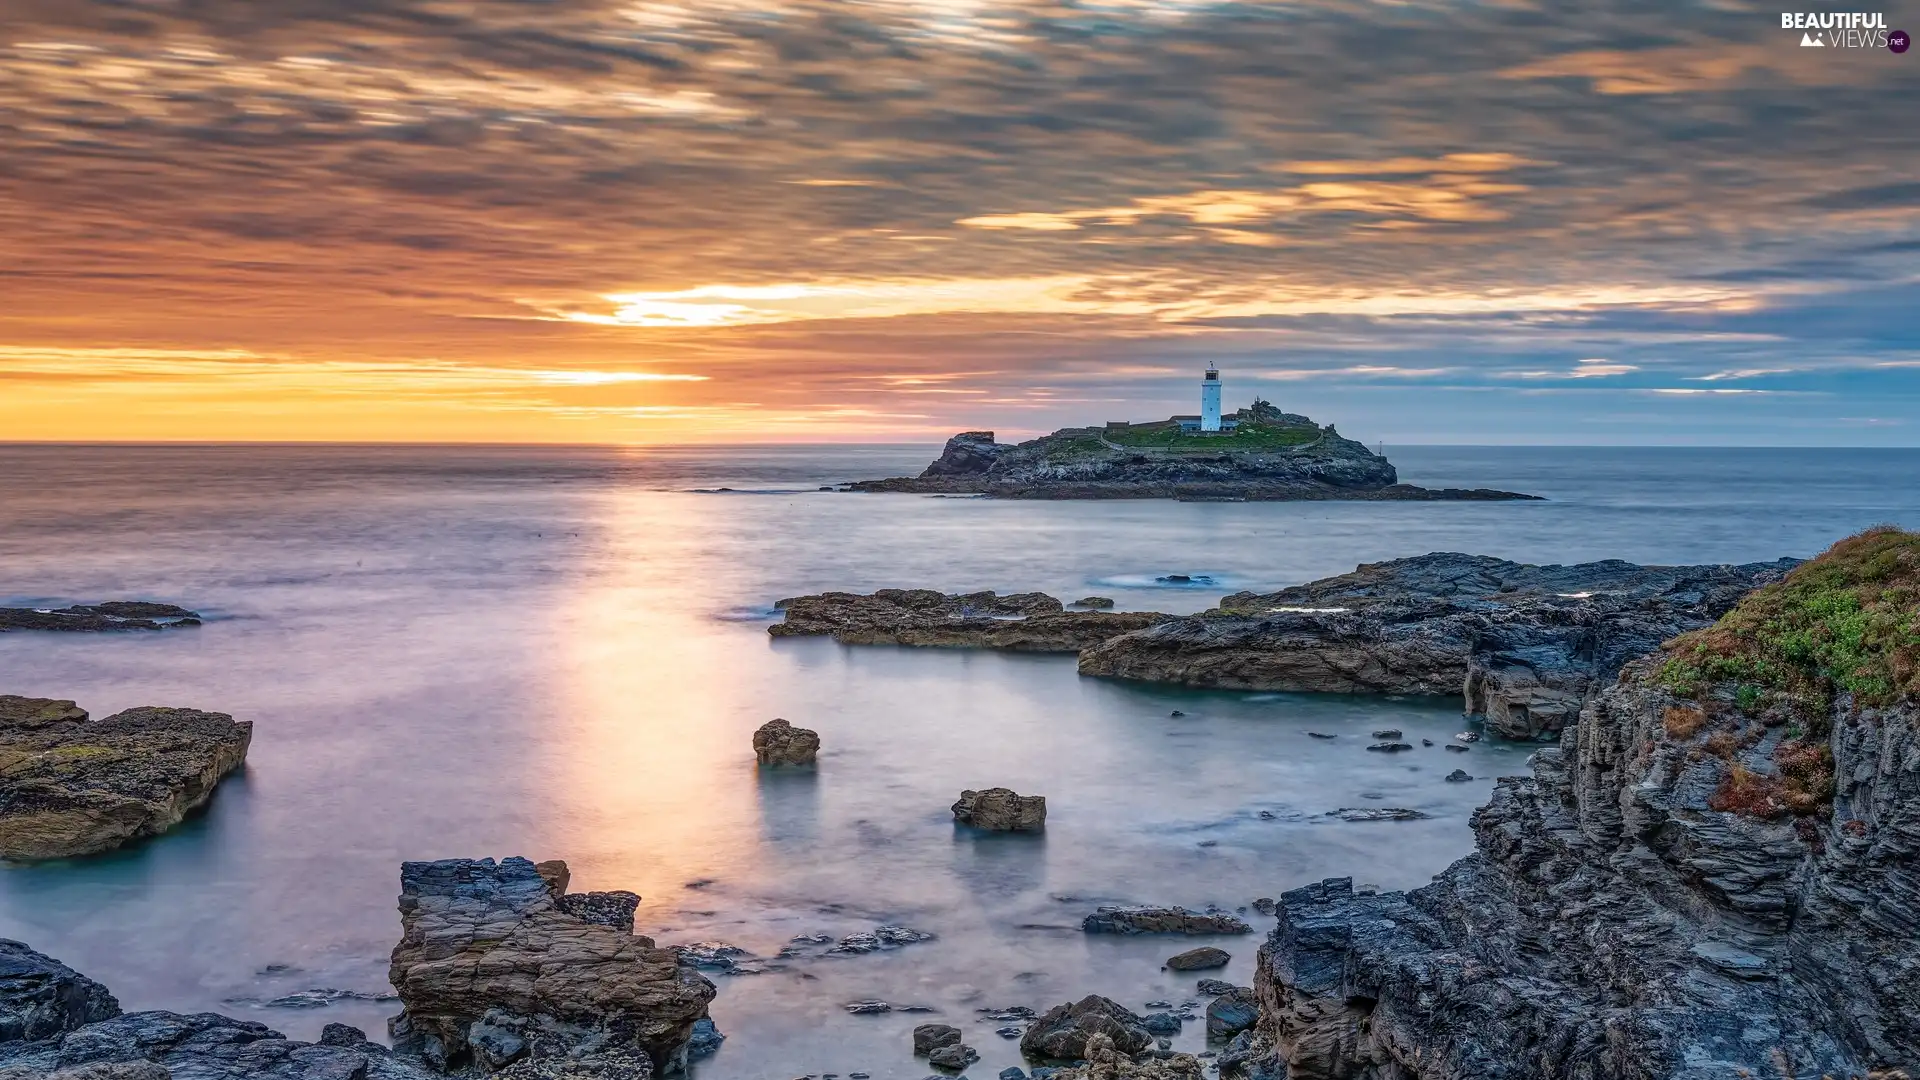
[2,443,1917,1076]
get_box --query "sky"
[2,0,1917,445]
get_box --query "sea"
[2,443,1917,1076]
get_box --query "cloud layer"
[2,0,1916,442]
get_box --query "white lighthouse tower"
[1200,363,1223,432]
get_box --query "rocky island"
[1233,526,1920,1079]
[0,601,200,632]
[847,402,1539,501]
[0,695,252,860]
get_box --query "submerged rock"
[1163,946,1230,971]
[1080,553,1796,741]
[1326,807,1427,822]
[952,788,1047,831]
[0,698,252,860]
[387,857,715,1073]
[0,602,200,633]
[752,719,819,767]
[1020,996,1153,1061]
[1082,906,1252,935]
[914,1023,962,1054]
[771,589,1160,652]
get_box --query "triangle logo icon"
[1800,31,1824,45]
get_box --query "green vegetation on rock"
[1100,420,1322,452]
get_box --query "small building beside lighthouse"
[1175,364,1239,433]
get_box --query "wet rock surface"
[1021,996,1154,1061]
[1082,906,1252,935]
[0,602,200,633]
[752,718,820,767]
[387,856,716,1074]
[1248,656,1920,1078]
[1163,946,1230,971]
[1080,553,1797,739]
[771,588,1161,652]
[0,941,119,1043]
[0,697,253,860]
[953,787,1047,831]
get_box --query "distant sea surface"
[3,443,1918,1076]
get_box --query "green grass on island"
[1097,421,1324,452]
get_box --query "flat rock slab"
[0,602,200,632]
[771,589,1160,652]
[1083,906,1252,935]
[0,697,251,860]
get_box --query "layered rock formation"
[952,787,1047,830]
[0,602,200,633]
[388,856,716,1074]
[770,588,1163,652]
[752,718,819,767]
[0,940,433,1079]
[1022,995,1155,1061]
[0,697,252,860]
[1081,553,1798,739]
[1240,530,1920,1080]
[848,407,1537,502]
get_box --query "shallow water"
[2,443,1917,1076]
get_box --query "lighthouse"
[1200,363,1223,432]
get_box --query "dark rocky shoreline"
[0,601,200,633]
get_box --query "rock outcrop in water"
[1082,905,1253,935]
[1237,529,1920,1080]
[952,787,1047,831]
[0,602,200,633]
[0,940,433,1079]
[771,588,1163,652]
[1079,553,1798,740]
[0,696,252,860]
[388,856,716,1074]
[752,718,819,767]
[1022,995,1156,1060]
[846,405,1538,502]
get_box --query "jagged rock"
[1164,946,1230,971]
[1082,906,1251,935]
[1250,897,1277,915]
[1196,978,1238,997]
[1035,1032,1205,1080]
[1445,768,1473,782]
[0,698,252,860]
[914,1023,963,1054]
[1204,988,1258,1038]
[1080,554,1796,739]
[387,857,715,1073]
[0,940,119,1042]
[771,589,1160,652]
[1250,535,1920,1078]
[752,719,819,767]
[686,1017,723,1060]
[927,1043,979,1069]
[953,788,1046,831]
[0,1009,435,1079]
[848,411,1536,503]
[0,602,200,633]
[1020,996,1153,1061]
[1141,1012,1182,1034]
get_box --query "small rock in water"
[684,878,715,889]
[1001,1069,1028,1080]
[1366,742,1413,753]
[1165,946,1231,971]
[845,1000,893,1014]
[1142,1012,1182,1035]
[996,1026,1024,1039]
[850,1074,871,1079]
[1257,810,1276,819]
[1370,729,1403,739]
[952,787,1047,831]
[671,941,754,972]
[1250,897,1277,915]
[1072,597,1115,610]
[688,1016,725,1059]
[1083,905,1253,935]
[1205,988,1260,1038]
[914,1023,963,1055]
[927,1043,979,1069]
[1421,739,1434,747]
[754,718,821,766]
[1455,731,1481,743]
[1445,769,1473,782]
[1169,710,1185,718]
[1160,574,1194,584]
[1306,731,1337,739]
[1445,743,1471,753]
[1145,1000,1172,1009]
[1196,978,1239,997]
[1196,839,1218,848]
[1329,807,1429,821]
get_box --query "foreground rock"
[1021,996,1154,1061]
[1043,1033,1205,1080]
[0,941,432,1079]
[1164,946,1230,971]
[1083,906,1252,935]
[848,405,1537,502]
[388,857,716,1073]
[752,718,819,767]
[1081,553,1797,740]
[0,602,200,633]
[952,787,1046,831]
[771,588,1162,652]
[1241,530,1920,1079]
[0,697,252,860]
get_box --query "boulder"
[387,857,716,1073]
[914,1023,963,1054]
[1020,995,1153,1061]
[752,719,819,767]
[1081,906,1251,935]
[0,699,252,860]
[1164,946,1230,971]
[952,788,1046,831]
[0,940,119,1043]
[1204,987,1258,1038]
[1072,597,1116,609]
[927,1043,978,1069]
